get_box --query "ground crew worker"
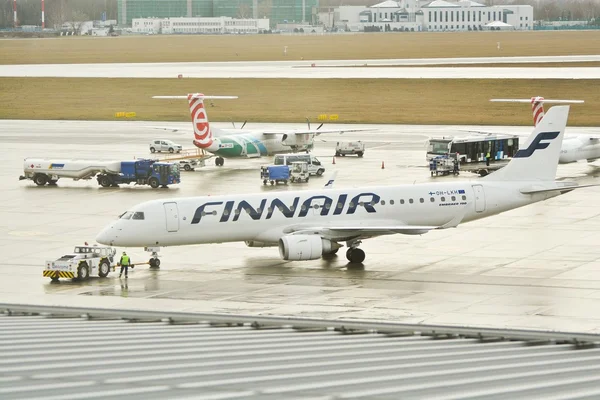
[485,151,491,166]
[119,251,130,278]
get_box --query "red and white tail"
[491,97,584,127]
[187,93,213,148]
[152,94,238,149]
[530,96,545,127]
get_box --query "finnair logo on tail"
[514,131,560,158]
[324,179,335,187]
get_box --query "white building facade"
[132,17,270,35]
[423,0,533,32]
[132,18,162,34]
[319,0,533,32]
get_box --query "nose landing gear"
[145,246,161,269]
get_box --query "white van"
[336,141,365,157]
[273,153,325,176]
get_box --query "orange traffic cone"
[332,157,336,164]
[381,161,385,169]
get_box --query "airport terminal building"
[132,16,270,34]
[321,0,533,32]
[118,0,318,27]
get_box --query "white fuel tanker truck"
[19,158,180,188]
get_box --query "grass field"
[1,77,598,126]
[2,31,600,64]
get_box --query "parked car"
[149,139,182,153]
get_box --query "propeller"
[231,120,248,130]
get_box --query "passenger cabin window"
[132,212,145,220]
[409,199,414,204]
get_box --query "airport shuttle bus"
[427,134,521,164]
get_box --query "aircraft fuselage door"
[472,184,486,213]
[163,202,179,232]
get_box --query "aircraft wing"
[261,128,374,136]
[148,125,191,133]
[283,208,466,240]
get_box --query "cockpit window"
[132,212,145,220]
[120,212,133,220]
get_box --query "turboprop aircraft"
[153,93,369,166]
[96,105,595,266]
[491,97,600,164]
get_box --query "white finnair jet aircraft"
[491,96,600,164]
[96,105,593,266]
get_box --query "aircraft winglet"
[323,171,338,189]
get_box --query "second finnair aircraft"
[97,106,592,264]
[492,96,600,164]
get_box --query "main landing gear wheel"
[215,157,225,167]
[346,248,366,264]
[149,258,161,268]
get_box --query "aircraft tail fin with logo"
[152,94,238,149]
[490,97,583,127]
[484,105,570,182]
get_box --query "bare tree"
[68,10,88,34]
[47,0,70,30]
[237,3,252,19]
[258,0,272,19]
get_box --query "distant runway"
[1,55,600,79]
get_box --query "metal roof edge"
[2,302,599,347]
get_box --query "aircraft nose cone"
[96,225,115,245]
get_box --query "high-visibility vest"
[121,255,130,265]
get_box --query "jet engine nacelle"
[245,240,278,248]
[281,133,311,147]
[278,235,340,261]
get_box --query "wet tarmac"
[2,120,600,333]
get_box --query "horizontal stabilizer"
[490,99,584,104]
[520,184,599,194]
[153,95,238,100]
